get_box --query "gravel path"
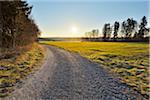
[3,45,145,100]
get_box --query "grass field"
[42,41,149,96]
[0,43,44,97]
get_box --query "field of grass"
[42,41,149,96]
[0,43,44,97]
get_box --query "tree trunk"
[12,15,16,48]
[0,2,2,48]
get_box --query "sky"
[27,0,149,37]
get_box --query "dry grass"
[0,43,44,97]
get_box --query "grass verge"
[0,43,45,98]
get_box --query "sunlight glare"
[71,26,78,34]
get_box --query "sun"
[71,26,78,34]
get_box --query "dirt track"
[3,45,144,100]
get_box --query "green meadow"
[42,41,149,96]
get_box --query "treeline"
[0,0,40,49]
[85,29,99,38]
[84,16,149,42]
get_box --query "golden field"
[42,41,149,96]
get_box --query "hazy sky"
[27,0,149,37]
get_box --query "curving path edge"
[3,45,145,100]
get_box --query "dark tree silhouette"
[102,23,111,41]
[0,1,40,49]
[121,18,137,39]
[113,21,120,41]
[137,16,149,39]
[100,16,149,42]
[102,24,107,41]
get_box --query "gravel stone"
[3,45,145,100]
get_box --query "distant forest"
[84,16,150,42]
[0,1,40,49]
